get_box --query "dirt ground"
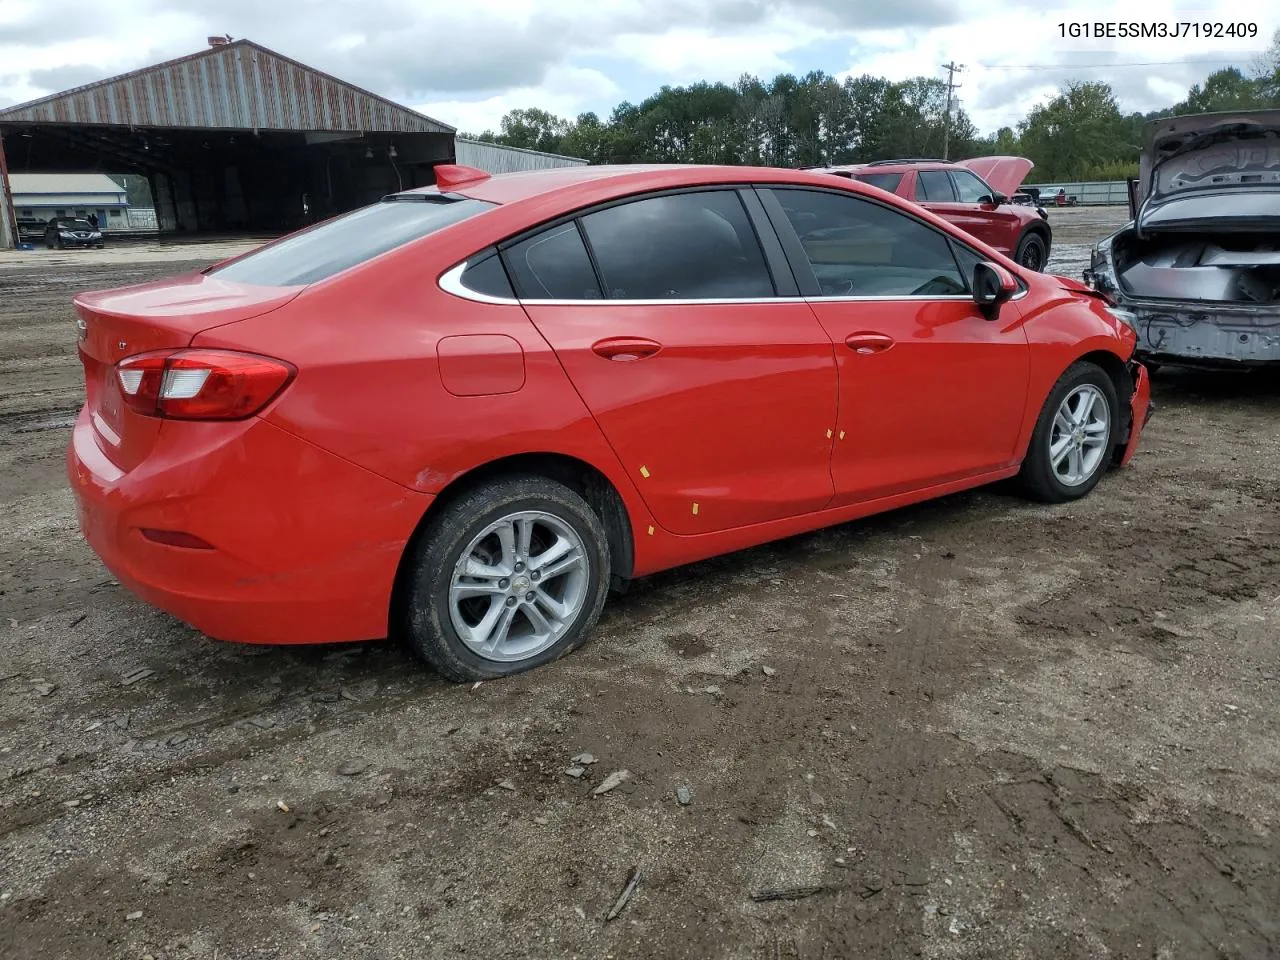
[2,207,1279,960]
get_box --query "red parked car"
[817,157,1052,271]
[67,163,1150,682]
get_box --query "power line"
[977,56,1264,69]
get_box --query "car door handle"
[845,333,895,355]
[591,337,662,361]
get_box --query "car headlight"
[90,231,102,238]
[1104,305,1139,333]
[58,230,73,238]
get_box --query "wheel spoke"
[1068,446,1084,479]
[1050,435,1073,466]
[1076,390,1097,424]
[539,549,585,582]
[534,587,571,622]
[463,557,507,579]
[452,580,506,601]
[480,604,519,655]
[530,534,574,574]
[1054,411,1074,436]
[515,517,534,563]
[494,521,518,571]
[522,599,558,639]
[1083,419,1108,435]
[1082,434,1107,450]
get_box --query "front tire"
[1018,361,1118,503]
[400,476,612,682]
[1014,231,1048,271]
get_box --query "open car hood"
[956,156,1034,197]
[1137,109,1280,228]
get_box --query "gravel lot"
[2,207,1279,960]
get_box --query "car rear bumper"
[67,410,431,645]
[1116,360,1152,467]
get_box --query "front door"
[762,186,1031,505]
[505,189,839,536]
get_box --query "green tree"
[496,108,571,154]
[1018,81,1133,180]
[1174,67,1269,114]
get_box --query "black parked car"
[44,217,104,250]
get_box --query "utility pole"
[941,61,964,160]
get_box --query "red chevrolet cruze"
[68,163,1151,682]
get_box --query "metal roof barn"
[1,38,586,246]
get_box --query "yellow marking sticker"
[839,430,846,440]
[647,525,655,536]
[826,429,833,439]
[639,465,650,478]
[692,502,700,515]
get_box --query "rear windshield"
[210,194,495,286]
[853,173,903,192]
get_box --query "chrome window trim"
[439,261,1030,306]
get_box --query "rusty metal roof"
[0,40,453,135]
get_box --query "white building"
[8,173,129,229]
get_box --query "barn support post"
[0,129,18,250]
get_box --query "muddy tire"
[1019,361,1119,503]
[1014,231,1048,271]
[400,476,611,683]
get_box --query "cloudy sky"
[1,0,1275,136]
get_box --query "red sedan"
[67,163,1151,682]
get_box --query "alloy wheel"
[448,510,590,662]
[1049,384,1110,486]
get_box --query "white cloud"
[420,66,621,134]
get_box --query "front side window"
[770,188,967,297]
[915,171,955,202]
[580,190,776,300]
[211,194,495,286]
[951,170,993,203]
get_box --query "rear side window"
[916,171,955,202]
[853,173,903,193]
[769,187,966,297]
[505,223,603,300]
[458,250,515,299]
[580,190,776,300]
[211,195,494,286]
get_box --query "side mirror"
[980,192,1008,207]
[973,261,1018,319]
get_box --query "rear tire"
[1018,361,1118,503]
[400,476,611,682]
[1014,231,1048,271]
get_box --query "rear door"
[508,187,839,536]
[759,185,1030,505]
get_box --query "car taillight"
[115,349,295,421]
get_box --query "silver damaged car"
[1084,109,1280,369]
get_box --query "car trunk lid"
[1137,109,1280,232]
[74,272,302,471]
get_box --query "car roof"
[402,163,906,206]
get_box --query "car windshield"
[58,220,94,230]
[209,193,496,286]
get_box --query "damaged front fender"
[1114,361,1153,468]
